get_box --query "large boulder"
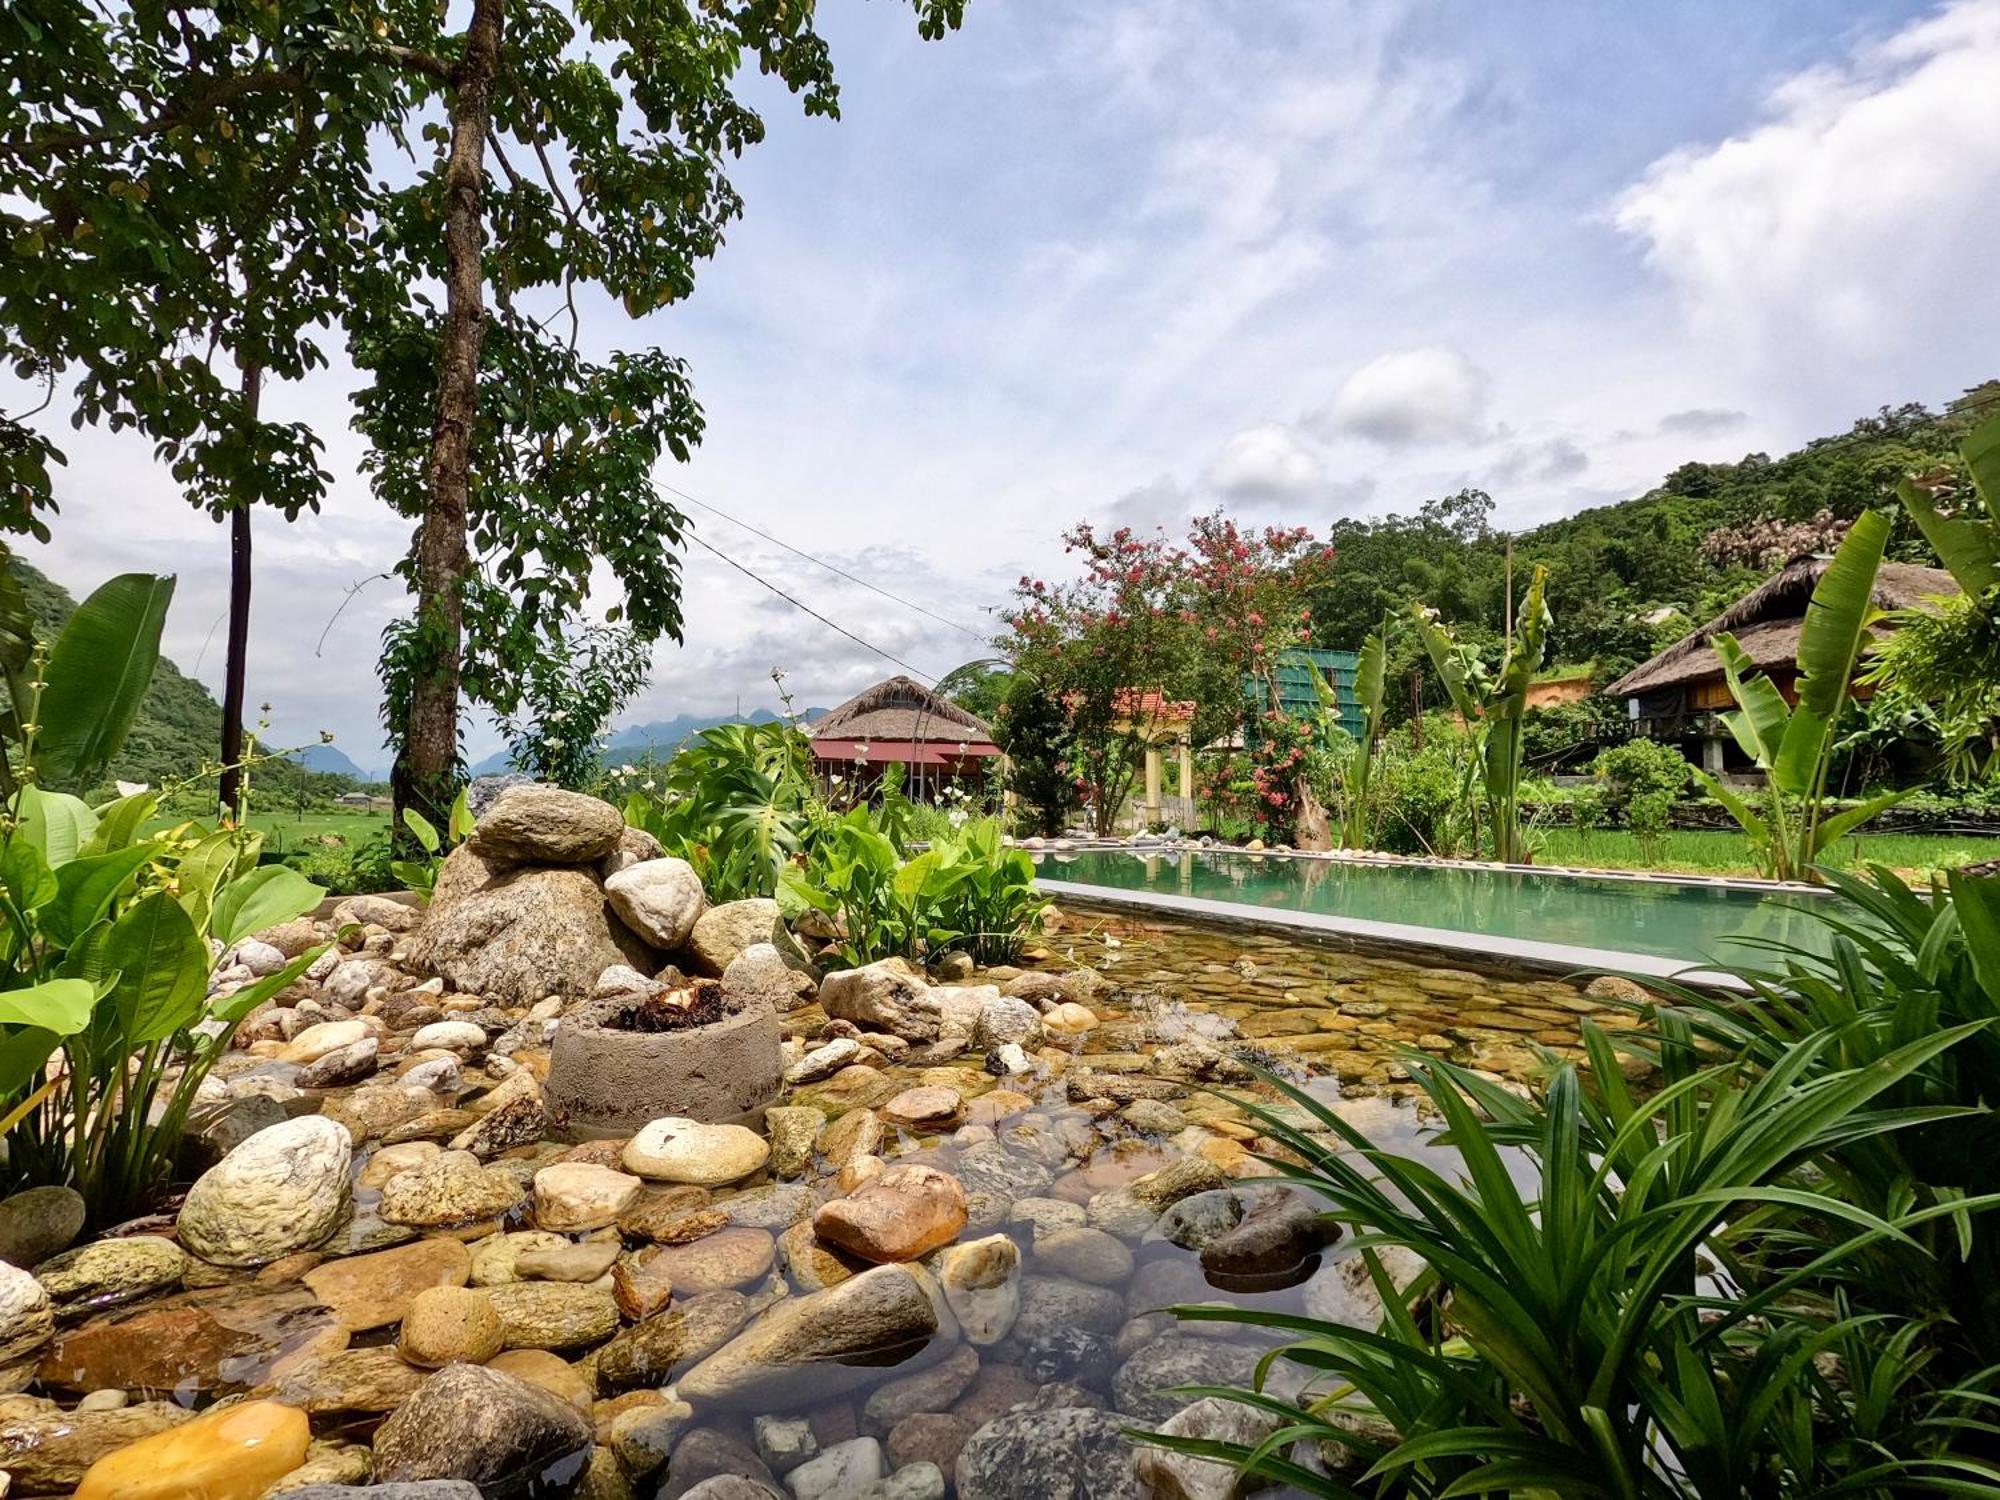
[467,786,625,865]
[954,1407,1145,1500]
[818,959,943,1041]
[406,846,657,1006]
[175,1116,352,1268]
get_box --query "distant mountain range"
[289,742,388,785]
[467,706,828,776]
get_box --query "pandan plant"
[1309,618,1391,850]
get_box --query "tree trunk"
[217,362,261,821]
[393,0,503,839]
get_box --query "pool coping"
[1036,878,1751,993]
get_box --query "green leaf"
[33,573,175,789]
[0,1027,62,1099]
[1948,870,2000,1005]
[43,843,158,947]
[0,976,99,1034]
[1897,474,1998,598]
[174,829,245,930]
[81,790,161,855]
[1691,767,1769,843]
[210,865,324,948]
[402,807,441,855]
[1794,508,1887,726]
[14,785,100,865]
[0,836,56,917]
[447,786,476,842]
[1813,787,1917,852]
[209,945,327,1026]
[1711,633,1789,769]
[103,890,209,1044]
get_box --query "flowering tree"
[1004,513,1336,835]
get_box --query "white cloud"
[1313,346,1493,447]
[1614,0,2000,389]
[1657,407,1749,438]
[1205,423,1324,502]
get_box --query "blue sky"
[24,0,2000,769]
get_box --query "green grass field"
[1533,826,1993,879]
[143,805,392,855]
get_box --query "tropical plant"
[1373,718,1480,859]
[0,564,325,1221]
[1412,567,1551,862]
[1693,510,1911,882]
[623,720,820,903]
[1145,1020,2000,1497]
[493,621,650,790]
[903,817,1041,966]
[1310,620,1389,849]
[1589,737,1690,861]
[393,789,475,899]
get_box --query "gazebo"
[810,675,1002,801]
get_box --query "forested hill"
[1307,382,1997,684]
[11,558,225,791]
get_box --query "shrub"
[1590,736,1691,818]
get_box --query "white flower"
[115,780,150,797]
[546,737,567,750]
[618,763,637,776]
[547,709,568,723]
[643,779,657,791]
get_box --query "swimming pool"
[1037,848,1844,978]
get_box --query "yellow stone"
[75,1399,310,1500]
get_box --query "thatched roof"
[811,674,994,744]
[1606,555,1959,698]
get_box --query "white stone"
[231,939,290,977]
[0,1262,53,1362]
[879,1463,946,1500]
[410,1020,488,1054]
[622,1117,770,1185]
[754,1414,819,1474]
[175,1116,352,1267]
[604,857,708,950]
[785,1437,885,1500]
[785,1038,860,1084]
[278,1019,370,1065]
[533,1163,642,1232]
[935,1234,1020,1346]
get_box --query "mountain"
[468,706,829,776]
[289,742,387,785]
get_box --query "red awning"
[811,738,1000,767]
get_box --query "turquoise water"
[1045,850,1844,968]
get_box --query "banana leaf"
[33,573,175,790]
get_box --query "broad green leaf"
[0,836,56,916]
[43,843,158,947]
[174,829,245,928]
[1813,787,1917,852]
[1691,767,1769,843]
[103,890,209,1044]
[80,790,161,856]
[14,784,99,865]
[210,865,324,948]
[0,977,100,1033]
[1712,634,1789,768]
[402,807,441,855]
[1948,870,2000,1005]
[0,1027,62,1099]
[1772,704,1829,799]
[447,786,476,842]
[33,573,175,789]
[1897,475,1998,597]
[1794,508,1887,726]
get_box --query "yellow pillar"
[1179,739,1193,799]
[1144,743,1163,827]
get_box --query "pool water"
[1045,849,1843,969]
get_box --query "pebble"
[0,1186,85,1269]
[34,1236,187,1313]
[176,1117,353,1267]
[643,1227,776,1293]
[0,1262,53,1362]
[785,1436,884,1500]
[376,1151,526,1228]
[766,1106,827,1178]
[301,1238,471,1331]
[399,1285,505,1366]
[72,1399,310,1500]
[813,1164,967,1264]
[371,1362,593,1486]
[935,1235,1022,1346]
[409,1021,488,1055]
[533,1163,642,1232]
[484,1280,621,1350]
[622,1117,771,1185]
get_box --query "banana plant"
[1310,619,1391,850]
[1693,509,1908,883]
[1413,568,1551,864]
[1895,412,1998,600]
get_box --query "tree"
[0,0,407,811]
[345,0,967,838]
[990,674,1076,836]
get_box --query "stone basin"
[545,982,783,1139]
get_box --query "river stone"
[64,1395,308,1500]
[280,1488,482,1500]
[1302,1245,1429,1329]
[298,1037,380,1089]
[1031,1227,1133,1287]
[408,847,656,1006]
[0,1401,193,1495]
[1134,1396,1282,1500]
[676,1265,940,1408]
[38,1284,338,1395]
[972,997,1043,1052]
[880,1086,964,1130]
[722,943,815,1013]
[371,1362,593,1486]
[331,894,422,932]
[603,857,707,949]
[786,1436,886,1499]
[483,1281,619,1350]
[954,1406,1145,1500]
[281,1020,372,1065]
[267,1345,430,1414]
[0,1187,85,1269]
[937,1234,1020,1346]
[302,1238,471,1331]
[469,786,625,865]
[766,1106,826,1178]
[687,898,781,975]
[864,1341,981,1429]
[816,1108,885,1168]
[622,1117,769,1185]
[34,1236,187,1313]
[376,1151,526,1228]
[678,1480,785,1500]
[819,959,942,1041]
[1111,1336,1262,1424]
[1198,1190,1330,1286]
[175,1116,352,1268]
[788,1038,863,1085]
[643,1227,775,1294]
[514,1239,621,1283]
[399,1285,506,1366]
[0,1262,54,1362]
[814,1164,967,1264]
[596,1289,762,1391]
[532,1163,642,1232]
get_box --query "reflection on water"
[1050,849,1843,967]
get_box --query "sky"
[18,0,2000,772]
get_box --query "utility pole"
[1503,535,1514,646]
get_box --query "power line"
[653,479,993,643]
[684,529,939,685]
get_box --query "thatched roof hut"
[1606,555,1960,701]
[810,675,1000,790]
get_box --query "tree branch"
[0,70,304,161]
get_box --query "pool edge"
[1037,878,1750,993]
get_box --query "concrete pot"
[545,1003,784,1139]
